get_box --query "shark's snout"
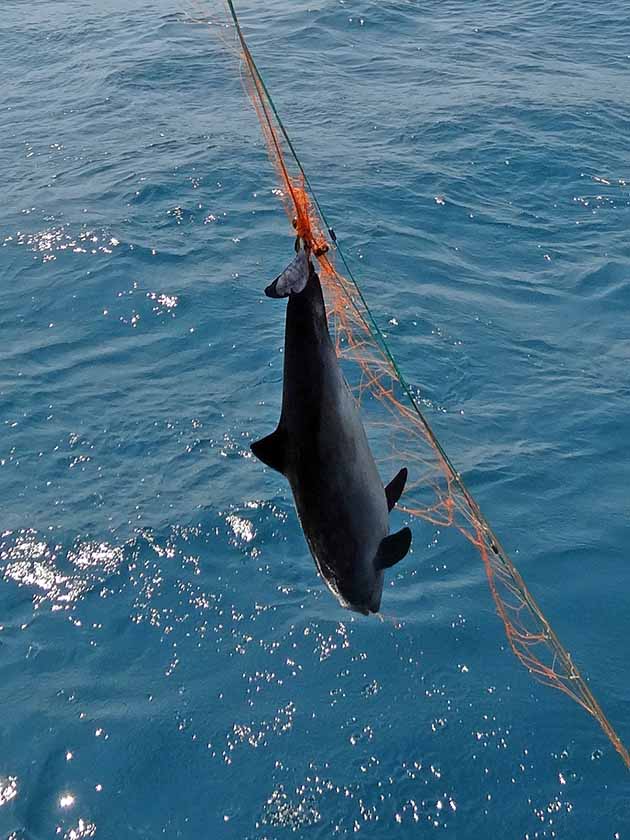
[343,583,383,617]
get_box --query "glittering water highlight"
[1,1,630,837]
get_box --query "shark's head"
[337,527,412,617]
[329,562,386,617]
[350,576,385,616]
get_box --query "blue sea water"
[2,0,630,836]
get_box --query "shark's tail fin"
[265,247,309,298]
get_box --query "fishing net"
[221,0,629,769]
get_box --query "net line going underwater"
[223,0,629,769]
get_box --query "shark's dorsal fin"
[375,527,412,570]
[385,467,408,512]
[251,427,287,474]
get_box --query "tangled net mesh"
[221,0,629,768]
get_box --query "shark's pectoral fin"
[385,467,408,512]
[251,428,288,474]
[375,527,412,570]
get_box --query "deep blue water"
[2,1,630,837]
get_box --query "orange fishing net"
[225,0,629,769]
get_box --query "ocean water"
[2,0,629,837]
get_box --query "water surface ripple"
[1,1,629,837]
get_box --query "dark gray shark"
[251,246,411,615]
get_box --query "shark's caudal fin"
[250,427,287,474]
[385,467,408,512]
[264,248,309,298]
[375,527,412,570]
